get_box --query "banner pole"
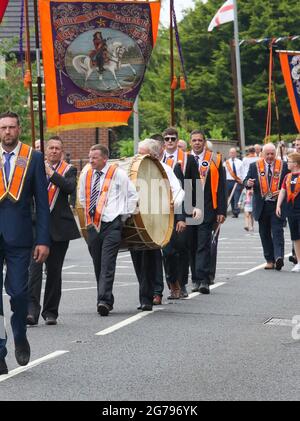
[233,0,245,155]
[33,0,45,155]
[24,0,36,147]
[170,0,175,126]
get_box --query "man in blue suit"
[244,143,288,271]
[0,112,50,375]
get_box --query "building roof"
[0,0,36,52]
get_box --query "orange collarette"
[257,158,282,198]
[286,173,300,204]
[85,164,118,232]
[0,143,32,202]
[48,160,71,211]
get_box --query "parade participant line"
[95,308,164,336]
[237,253,292,276]
[0,351,69,383]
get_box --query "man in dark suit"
[244,143,289,270]
[161,127,201,299]
[27,136,80,326]
[189,130,227,294]
[0,112,50,375]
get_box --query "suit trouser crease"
[0,238,31,359]
[258,202,285,262]
[88,219,122,307]
[131,250,159,305]
[192,221,214,283]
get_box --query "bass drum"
[76,154,174,250]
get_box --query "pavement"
[1,214,300,401]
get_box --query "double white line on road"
[0,351,69,383]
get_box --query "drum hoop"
[129,154,174,247]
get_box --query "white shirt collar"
[94,162,109,176]
[1,141,21,157]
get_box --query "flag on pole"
[279,51,300,132]
[39,0,161,131]
[0,0,9,24]
[208,0,234,32]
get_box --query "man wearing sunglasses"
[162,127,201,299]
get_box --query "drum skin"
[76,154,174,250]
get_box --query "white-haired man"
[244,143,289,270]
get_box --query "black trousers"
[162,225,190,287]
[131,249,161,306]
[258,201,285,262]
[88,217,122,307]
[190,221,214,283]
[28,240,69,320]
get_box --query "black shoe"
[15,337,30,366]
[199,282,210,294]
[26,315,38,326]
[141,304,153,311]
[137,305,142,310]
[289,255,298,264]
[97,303,112,316]
[45,317,57,326]
[275,257,284,271]
[0,359,8,375]
[232,214,238,218]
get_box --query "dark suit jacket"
[173,156,200,222]
[48,165,81,242]
[244,160,289,221]
[0,147,50,247]
[203,157,227,223]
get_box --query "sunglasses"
[164,136,177,142]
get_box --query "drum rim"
[129,154,174,248]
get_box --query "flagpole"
[233,0,245,155]
[170,0,175,126]
[24,0,36,147]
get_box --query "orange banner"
[279,51,300,133]
[39,0,160,131]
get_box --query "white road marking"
[237,253,292,276]
[62,265,77,270]
[0,351,69,383]
[62,287,97,292]
[185,282,226,299]
[95,308,164,336]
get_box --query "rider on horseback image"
[89,31,108,74]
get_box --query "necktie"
[267,164,272,187]
[89,171,103,217]
[3,152,14,184]
[232,158,237,176]
[194,155,200,165]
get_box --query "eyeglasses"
[164,136,177,142]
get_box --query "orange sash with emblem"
[225,159,242,183]
[286,173,300,204]
[257,159,282,198]
[48,160,71,212]
[166,148,187,174]
[197,150,221,209]
[85,164,118,232]
[0,143,32,202]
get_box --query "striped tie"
[89,170,103,217]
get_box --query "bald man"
[244,143,288,270]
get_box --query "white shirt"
[79,163,138,223]
[224,157,243,180]
[161,162,185,209]
[1,142,21,182]
[162,149,178,164]
[242,155,258,179]
[190,149,205,169]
